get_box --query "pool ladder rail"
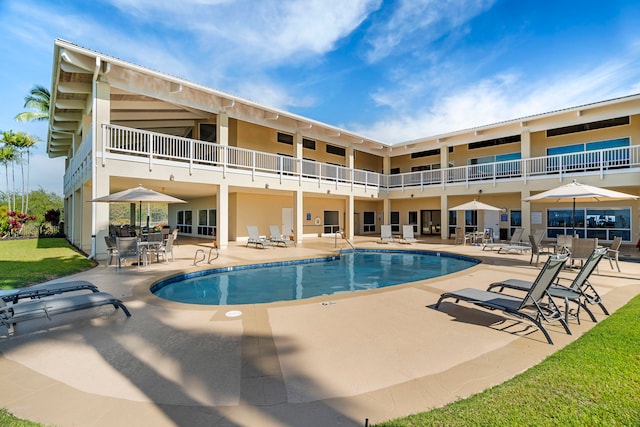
[193,242,219,266]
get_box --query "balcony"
[94,124,640,193]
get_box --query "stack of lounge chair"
[0,280,131,335]
[436,254,570,344]
[269,225,296,247]
[482,227,530,254]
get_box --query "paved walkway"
[0,237,638,426]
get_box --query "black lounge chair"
[435,255,570,344]
[487,247,609,324]
[0,291,131,333]
[0,280,99,304]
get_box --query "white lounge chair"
[482,227,527,252]
[400,225,417,244]
[379,225,394,243]
[0,280,99,305]
[246,226,273,249]
[269,225,296,247]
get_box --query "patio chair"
[529,234,555,266]
[556,234,574,254]
[0,291,131,334]
[569,237,598,269]
[488,247,608,324]
[400,225,417,244]
[246,226,273,249]
[435,254,570,344]
[115,236,140,268]
[269,225,296,247]
[379,224,394,243]
[603,236,622,272]
[155,233,175,263]
[171,228,179,246]
[482,227,525,251]
[104,235,118,267]
[0,280,99,305]
[454,227,469,245]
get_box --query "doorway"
[420,210,441,235]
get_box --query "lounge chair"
[246,226,273,249]
[399,225,418,244]
[603,236,622,272]
[0,280,99,305]
[483,227,525,252]
[529,234,555,266]
[379,224,394,243]
[435,254,570,344]
[269,225,296,247]
[104,236,118,266]
[0,291,131,334]
[488,247,608,324]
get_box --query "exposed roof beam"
[60,48,95,72]
[58,82,92,94]
[110,111,205,121]
[53,112,83,121]
[55,99,86,109]
[112,119,196,129]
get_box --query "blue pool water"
[151,249,479,305]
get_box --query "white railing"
[101,124,640,191]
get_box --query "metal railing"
[100,124,640,191]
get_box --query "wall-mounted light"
[169,174,175,181]
[411,194,414,198]
[327,189,331,194]
[501,208,507,213]
[265,183,269,189]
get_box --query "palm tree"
[12,132,39,212]
[15,85,50,123]
[0,143,17,212]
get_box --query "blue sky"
[1,0,640,195]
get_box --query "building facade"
[47,40,640,259]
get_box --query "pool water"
[151,249,479,305]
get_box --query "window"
[468,135,520,150]
[411,163,440,172]
[468,152,521,178]
[197,209,216,237]
[323,210,340,234]
[510,210,522,237]
[303,138,316,150]
[390,167,400,174]
[177,210,192,234]
[546,116,629,137]
[448,211,457,237]
[390,211,400,233]
[548,207,631,241]
[408,211,418,233]
[277,132,294,145]
[363,211,375,233]
[464,210,477,233]
[547,138,630,171]
[199,123,216,142]
[326,144,346,156]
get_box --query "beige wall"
[303,196,346,236]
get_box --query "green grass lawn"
[0,238,95,289]
[375,294,640,426]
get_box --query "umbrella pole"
[572,198,576,236]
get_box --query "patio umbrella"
[523,180,638,235]
[448,199,502,211]
[92,184,186,231]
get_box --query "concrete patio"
[0,236,638,426]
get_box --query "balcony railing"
[100,124,640,192]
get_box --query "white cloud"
[353,53,640,144]
[364,0,495,63]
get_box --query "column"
[347,194,354,239]
[521,189,531,237]
[294,189,303,244]
[93,80,111,259]
[217,182,229,249]
[217,112,229,146]
[441,194,448,240]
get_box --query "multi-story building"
[47,39,640,259]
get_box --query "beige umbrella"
[92,184,186,230]
[523,180,638,235]
[448,199,501,211]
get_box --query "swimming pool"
[151,249,479,305]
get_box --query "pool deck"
[0,236,639,426]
